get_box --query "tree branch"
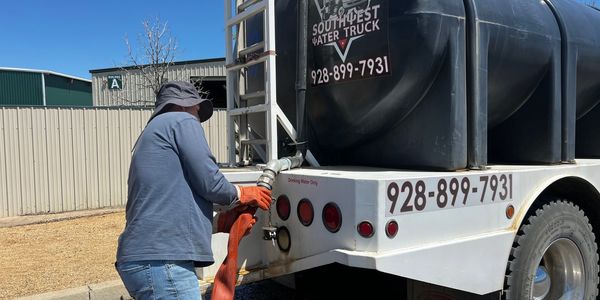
[124,16,179,101]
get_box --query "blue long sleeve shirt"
[116,112,238,266]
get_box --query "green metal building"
[0,68,92,106]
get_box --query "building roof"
[89,57,225,74]
[0,67,92,83]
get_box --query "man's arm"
[175,117,272,210]
[174,118,238,206]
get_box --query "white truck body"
[199,160,600,296]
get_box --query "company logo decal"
[309,0,390,86]
[312,0,382,62]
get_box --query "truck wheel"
[505,200,599,299]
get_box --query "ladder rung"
[229,104,268,116]
[240,91,266,100]
[239,42,265,57]
[227,1,266,28]
[240,139,267,145]
[238,0,261,12]
[226,53,271,71]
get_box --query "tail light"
[322,203,342,233]
[276,195,291,220]
[357,221,374,238]
[385,220,398,238]
[297,199,314,226]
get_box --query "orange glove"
[238,186,272,211]
[216,206,257,233]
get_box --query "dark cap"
[149,81,214,123]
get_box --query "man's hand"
[236,212,257,237]
[238,186,272,211]
[216,206,257,234]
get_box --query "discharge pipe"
[295,0,309,157]
[256,153,303,243]
[256,154,304,190]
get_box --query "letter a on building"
[107,75,123,90]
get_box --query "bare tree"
[123,16,178,104]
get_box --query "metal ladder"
[224,0,300,166]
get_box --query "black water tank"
[545,0,600,158]
[265,0,600,169]
[466,0,562,166]
[302,0,468,170]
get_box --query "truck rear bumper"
[265,229,514,295]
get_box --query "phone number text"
[311,55,390,86]
[386,174,514,215]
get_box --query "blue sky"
[0,0,224,79]
[0,0,594,80]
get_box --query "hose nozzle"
[256,154,304,190]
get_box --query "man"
[116,81,272,299]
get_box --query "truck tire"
[505,200,599,299]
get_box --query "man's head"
[149,81,213,123]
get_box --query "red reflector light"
[276,195,291,221]
[357,221,374,238]
[322,203,342,233]
[386,220,398,238]
[297,199,314,226]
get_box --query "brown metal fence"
[0,107,227,217]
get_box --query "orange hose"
[211,208,257,300]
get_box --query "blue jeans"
[116,260,202,300]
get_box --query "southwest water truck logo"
[310,0,390,86]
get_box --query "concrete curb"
[15,280,218,300]
[16,280,130,300]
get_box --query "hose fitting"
[256,153,304,190]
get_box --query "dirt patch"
[0,211,125,299]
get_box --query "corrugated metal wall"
[0,70,44,105]
[91,60,226,106]
[45,74,93,106]
[0,107,228,217]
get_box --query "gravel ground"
[0,212,125,299]
[0,211,300,300]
